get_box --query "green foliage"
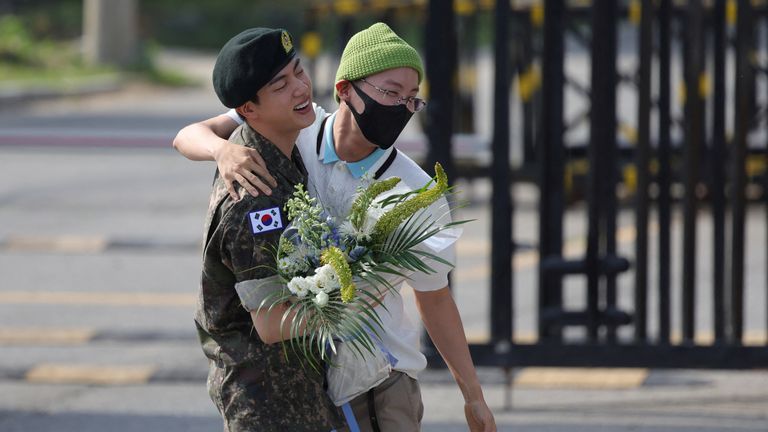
[371,163,449,244]
[321,247,355,303]
[0,15,73,69]
[0,14,111,87]
[6,0,83,40]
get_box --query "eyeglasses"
[358,78,427,112]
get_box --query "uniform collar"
[321,111,390,179]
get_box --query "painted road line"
[0,328,95,345]
[464,329,767,346]
[0,235,200,253]
[0,291,195,307]
[669,331,768,346]
[514,367,649,389]
[25,364,156,385]
[465,330,538,344]
[0,364,206,384]
[3,235,107,253]
[0,129,172,148]
[0,327,198,345]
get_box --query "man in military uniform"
[195,27,343,431]
[176,23,496,432]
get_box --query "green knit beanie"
[334,22,424,101]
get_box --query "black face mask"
[346,82,414,150]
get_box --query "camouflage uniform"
[195,124,344,432]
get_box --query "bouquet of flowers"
[260,162,464,370]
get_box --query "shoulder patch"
[249,207,284,234]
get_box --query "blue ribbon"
[341,402,360,432]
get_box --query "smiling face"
[237,58,315,141]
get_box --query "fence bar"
[604,1,620,345]
[338,17,354,54]
[731,0,752,343]
[538,0,566,341]
[490,0,513,344]
[425,0,457,181]
[712,0,728,343]
[586,0,618,342]
[520,18,537,165]
[657,0,673,345]
[634,0,653,343]
[682,0,704,343]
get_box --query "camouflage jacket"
[194,124,343,431]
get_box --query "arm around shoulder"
[173,113,276,199]
[172,114,238,161]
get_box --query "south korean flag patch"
[249,207,284,234]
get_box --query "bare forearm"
[415,288,485,402]
[250,303,306,344]
[172,115,237,161]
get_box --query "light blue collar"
[322,112,385,179]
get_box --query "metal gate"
[423,0,768,369]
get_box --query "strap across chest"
[315,115,397,180]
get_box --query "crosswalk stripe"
[514,367,649,389]
[25,364,156,385]
[0,328,94,345]
[3,235,107,253]
[464,330,767,346]
[0,291,195,306]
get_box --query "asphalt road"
[0,52,766,431]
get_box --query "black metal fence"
[464,0,768,369]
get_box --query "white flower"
[287,277,310,298]
[278,257,297,274]
[339,218,374,242]
[315,264,340,292]
[313,290,329,307]
[306,265,340,294]
[306,275,322,294]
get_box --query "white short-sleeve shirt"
[226,105,457,377]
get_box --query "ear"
[236,100,259,120]
[335,80,352,102]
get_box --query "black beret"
[212,28,297,108]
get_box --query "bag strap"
[316,115,331,156]
[316,113,397,181]
[367,389,382,432]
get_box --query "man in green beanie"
[195,27,343,431]
[175,22,496,432]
